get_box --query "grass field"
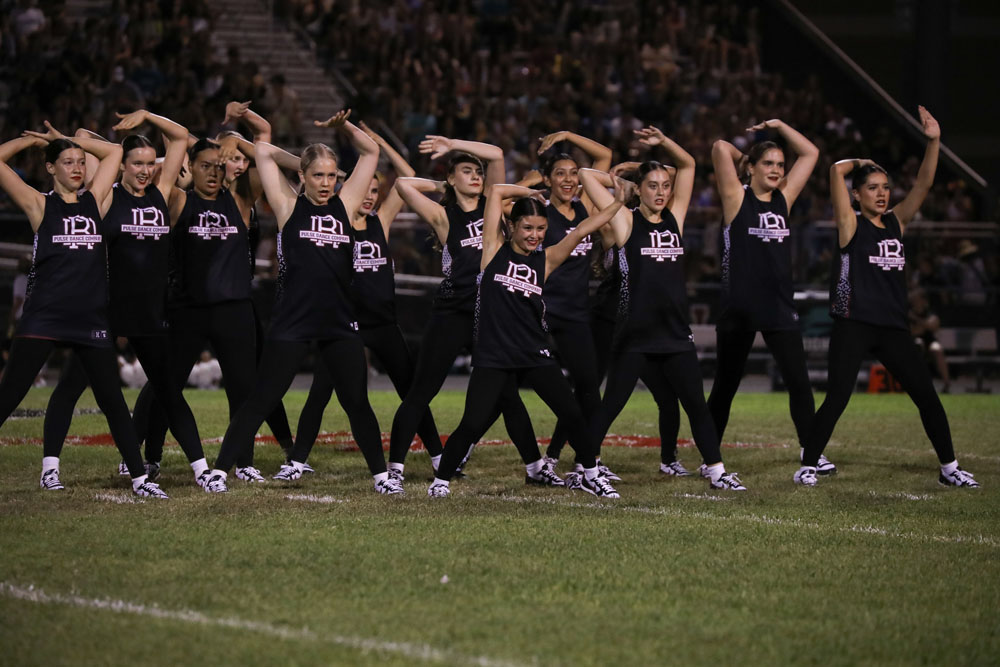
[1,387,998,666]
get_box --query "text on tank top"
[542,198,593,322]
[436,197,486,313]
[351,213,396,328]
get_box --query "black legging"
[138,301,294,464]
[544,314,602,458]
[436,365,597,481]
[387,309,539,466]
[594,347,722,466]
[707,327,815,446]
[803,318,955,466]
[218,337,386,475]
[294,323,440,464]
[0,337,145,477]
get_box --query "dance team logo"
[301,215,351,248]
[122,206,169,240]
[459,218,484,249]
[54,215,102,250]
[749,212,789,242]
[495,261,542,297]
[567,227,593,256]
[353,240,387,272]
[190,211,239,240]
[641,229,684,261]
[870,239,905,271]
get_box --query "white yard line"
[868,491,935,501]
[285,494,347,504]
[478,494,1000,548]
[93,493,142,505]
[0,582,527,667]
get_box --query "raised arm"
[579,168,633,247]
[112,110,189,203]
[829,159,868,248]
[545,179,627,279]
[635,126,696,229]
[316,112,378,218]
[711,139,746,224]
[420,135,505,192]
[0,136,47,228]
[72,128,104,190]
[481,184,539,269]
[359,121,413,235]
[28,122,123,204]
[538,131,613,171]
[747,119,819,209]
[394,177,449,242]
[224,101,272,143]
[254,141,298,226]
[891,106,940,230]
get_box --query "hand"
[223,100,251,125]
[313,109,352,129]
[358,120,384,144]
[537,131,567,155]
[112,110,148,131]
[19,134,48,149]
[918,105,940,140]
[22,120,67,144]
[634,126,667,147]
[529,189,548,205]
[613,175,635,203]
[418,135,453,159]
[746,119,782,132]
[610,161,640,178]
[217,134,240,163]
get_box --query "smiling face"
[191,148,223,198]
[748,147,785,192]
[852,170,891,217]
[510,214,548,254]
[46,148,87,193]
[300,157,339,205]
[544,159,580,205]
[448,162,484,197]
[121,146,157,195]
[638,168,673,213]
[359,177,380,216]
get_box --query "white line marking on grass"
[285,494,347,504]
[479,494,1000,548]
[94,493,141,505]
[868,491,934,501]
[0,582,528,667]
[671,493,733,502]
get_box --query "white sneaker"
[939,467,980,488]
[235,466,266,483]
[134,480,169,499]
[659,461,692,477]
[203,473,228,493]
[579,473,620,498]
[427,481,450,497]
[698,464,711,479]
[597,462,621,481]
[801,448,837,476]
[375,476,405,495]
[542,455,559,470]
[40,468,65,491]
[144,461,161,481]
[564,472,583,490]
[196,470,213,489]
[387,468,405,484]
[793,466,817,487]
[526,463,565,487]
[117,460,130,477]
[710,472,747,491]
[273,464,302,482]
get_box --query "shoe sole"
[525,476,565,487]
[816,468,837,476]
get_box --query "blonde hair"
[300,143,338,173]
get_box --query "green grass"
[1,388,999,666]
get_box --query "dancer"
[427,181,629,498]
[387,137,541,479]
[706,119,828,474]
[205,111,400,494]
[0,124,166,497]
[796,107,978,488]
[580,127,746,491]
[279,121,441,478]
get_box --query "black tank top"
[268,195,359,342]
[351,213,396,328]
[473,244,555,368]
[830,211,908,330]
[719,186,798,331]
[542,199,592,322]
[168,188,250,306]
[435,197,485,314]
[103,184,170,336]
[591,245,620,324]
[17,191,111,347]
[616,208,693,353]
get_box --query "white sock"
[705,462,725,483]
[526,459,544,476]
[388,462,404,473]
[583,466,600,481]
[291,460,305,472]
[373,471,389,484]
[432,477,450,487]
[430,454,442,469]
[42,456,59,472]
[131,474,148,490]
[190,458,209,477]
[940,460,959,476]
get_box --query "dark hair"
[44,138,82,164]
[503,197,547,240]
[121,134,155,161]
[188,138,220,163]
[747,141,782,166]
[440,152,485,206]
[541,152,577,177]
[636,160,670,185]
[851,163,888,190]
